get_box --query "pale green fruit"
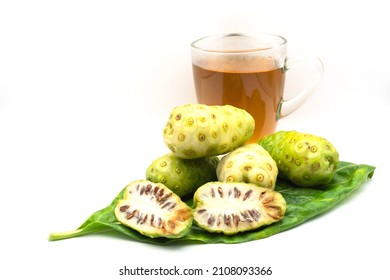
[163,104,255,159]
[217,144,278,190]
[146,153,219,198]
[258,130,339,187]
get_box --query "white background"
[1,0,389,279]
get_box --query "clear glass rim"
[191,33,287,54]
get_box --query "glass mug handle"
[277,55,324,119]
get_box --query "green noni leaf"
[48,161,375,244]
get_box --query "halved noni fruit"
[115,180,193,238]
[193,182,286,235]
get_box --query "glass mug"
[191,33,324,143]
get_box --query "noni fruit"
[217,144,278,190]
[163,104,255,159]
[115,180,193,238]
[258,130,339,187]
[193,182,286,235]
[146,153,219,198]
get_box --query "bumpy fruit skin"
[258,130,339,187]
[115,180,193,238]
[163,104,255,159]
[146,153,219,198]
[193,182,286,235]
[217,144,278,190]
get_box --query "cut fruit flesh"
[193,182,286,235]
[115,180,193,238]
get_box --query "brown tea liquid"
[192,64,285,143]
